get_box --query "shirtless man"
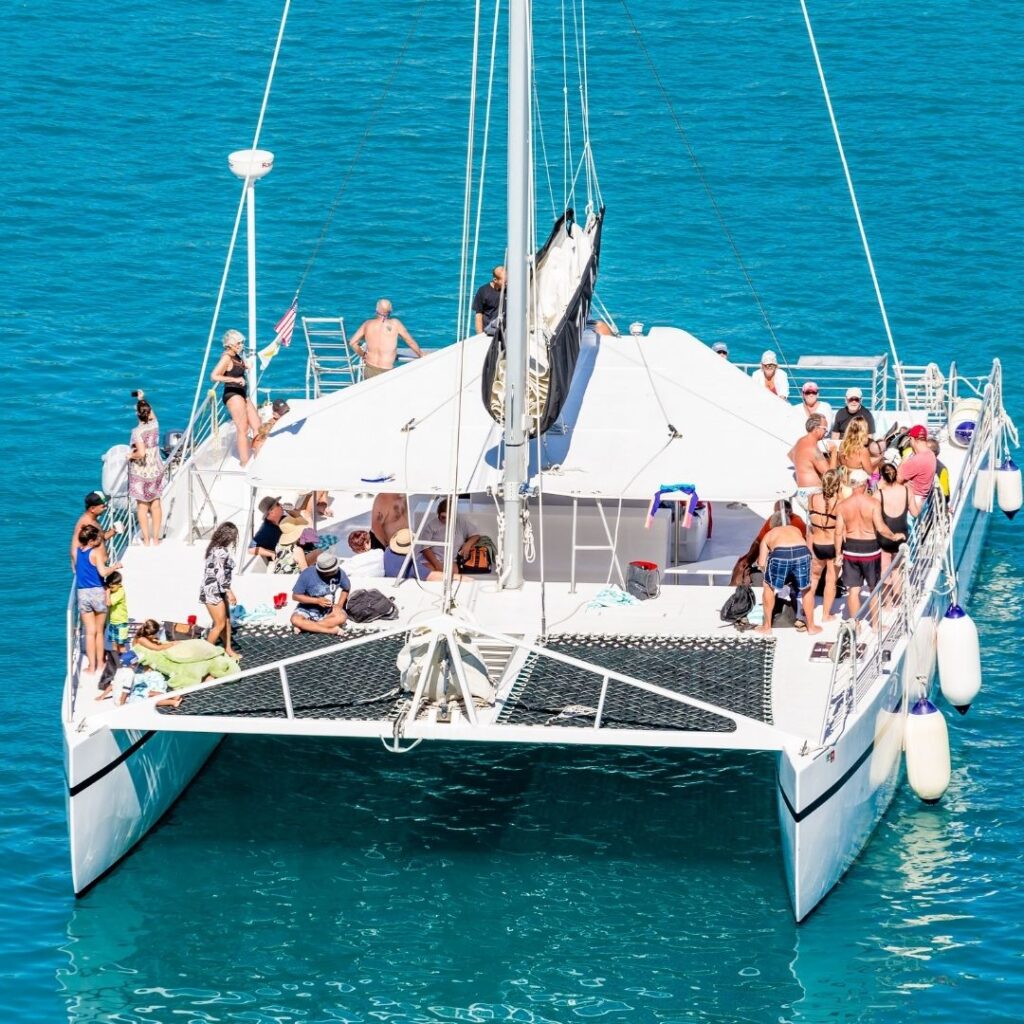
[370,492,409,550]
[349,298,423,378]
[754,522,821,635]
[788,415,835,518]
[834,469,906,622]
[70,491,120,572]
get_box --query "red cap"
[907,425,929,440]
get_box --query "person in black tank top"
[211,329,262,466]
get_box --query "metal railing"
[734,354,887,413]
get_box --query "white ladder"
[302,317,361,398]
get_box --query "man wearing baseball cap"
[897,425,937,516]
[751,350,790,399]
[831,386,876,439]
[711,341,729,359]
[834,468,906,621]
[70,490,119,572]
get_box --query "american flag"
[274,296,298,347]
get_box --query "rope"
[798,0,911,414]
[185,0,292,439]
[617,0,786,363]
[443,0,484,611]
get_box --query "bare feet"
[225,649,242,660]
[753,624,772,635]
[806,624,823,635]
[95,687,112,701]
[822,614,836,623]
[156,695,183,708]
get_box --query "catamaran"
[64,1,1019,920]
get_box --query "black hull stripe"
[779,740,876,823]
[68,731,157,797]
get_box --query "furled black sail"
[481,207,604,437]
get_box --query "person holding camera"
[128,392,166,546]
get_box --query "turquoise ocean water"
[3,1,1023,1020]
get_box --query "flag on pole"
[274,296,298,348]
[257,338,280,369]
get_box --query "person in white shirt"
[797,380,833,428]
[340,529,385,577]
[751,350,790,399]
[420,498,481,572]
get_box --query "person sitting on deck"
[250,399,290,457]
[383,528,447,582]
[788,414,836,518]
[420,498,481,573]
[830,387,876,439]
[751,351,790,399]
[291,490,334,522]
[250,496,287,560]
[117,650,182,709]
[897,425,938,516]
[291,552,350,635]
[341,529,386,576]
[711,341,729,359]
[834,469,906,623]
[797,381,833,431]
[753,523,821,635]
[349,298,424,379]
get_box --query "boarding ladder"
[302,317,361,398]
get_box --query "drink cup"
[113,521,125,534]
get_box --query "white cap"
[849,468,870,486]
[761,350,778,366]
[712,342,729,354]
[846,386,863,400]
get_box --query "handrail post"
[278,665,295,719]
[595,674,610,728]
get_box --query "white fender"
[937,603,982,714]
[101,444,132,504]
[905,617,937,696]
[996,457,1022,521]
[905,698,951,804]
[973,470,995,513]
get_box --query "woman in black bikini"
[808,468,841,622]
[876,461,910,575]
[210,329,261,466]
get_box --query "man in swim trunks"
[349,298,424,379]
[754,522,821,635]
[788,414,836,518]
[834,468,906,622]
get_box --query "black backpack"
[719,584,755,624]
[346,588,399,623]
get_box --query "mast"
[501,0,531,590]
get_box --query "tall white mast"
[501,0,531,590]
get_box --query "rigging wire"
[617,0,788,365]
[185,0,293,438]
[798,0,911,413]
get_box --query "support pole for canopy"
[501,0,531,590]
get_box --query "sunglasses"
[803,390,819,396]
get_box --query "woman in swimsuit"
[876,461,910,575]
[808,468,842,622]
[210,329,261,466]
[837,418,881,482]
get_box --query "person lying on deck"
[131,619,240,689]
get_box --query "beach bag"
[626,560,660,601]
[163,620,204,641]
[346,588,399,623]
[457,536,496,574]
[719,584,755,624]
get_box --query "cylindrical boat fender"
[973,469,995,513]
[101,444,132,507]
[996,457,1022,520]
[937,604,982,714]
[947,397,984,449]
[905,698,951,804]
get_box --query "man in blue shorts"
[754,522,821,635]
[290,551,351,635]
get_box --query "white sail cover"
[248,327,801,503]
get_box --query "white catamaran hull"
[779,465,992,921]
[65,725,221,894]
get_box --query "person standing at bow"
[211,329,261,466]
[472,265,506,335]
[127,394,165,546]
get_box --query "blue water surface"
[2,1,1022,1021]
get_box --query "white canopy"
[248,327,801,503]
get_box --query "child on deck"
[117,651,182,709]
[104,571,129,655]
